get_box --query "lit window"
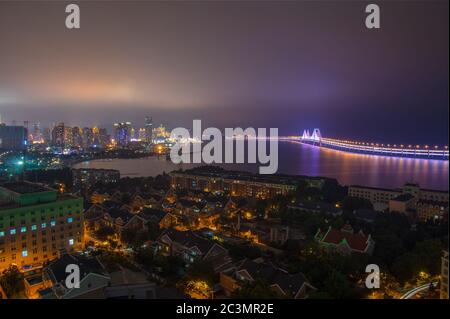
[21,227,27,233]
[22,250,28,257]
[0,231,4,237]
[50,221,56,227]
[41,223,47,229]
[67,217,73,223]
[31,225,37,231]
[10,229,16,235]
[69,239,74,246]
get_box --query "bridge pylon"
[311,128,322,144]
[301,129,311,140]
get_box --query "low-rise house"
[156,229,232,272]
[130,193,163,212]
[102,208,146,234]
[139,207,178,229]
[223,198,254,217]
[416,199,449,222]
[220,259,316,299]
[177,199,204,215]
[40,254,111,299]
[389,193,416,215]
[84,203,106,231]
[91,191,111,204]
[315,224,375,255]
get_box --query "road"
[399,282,438,299]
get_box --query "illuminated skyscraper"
[42,127,51,145]
[31,122,43,144]
[98,128,109,147]
[0,125,28,150]
[51,122,65,147]
[82,127,94,148]
[113,122,132,147]
[145,116,153,143]
[153,124,170,143]
[71,127,82,147]
[138,128,146,141]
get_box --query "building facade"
[113,122,132,147]
[72,168,120,190]
[0,182,84,271]
[0,125,28,151]
[349,183,449,219]
[170,170,297,199]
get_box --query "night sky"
[0,1,448,145]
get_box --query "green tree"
[184,260,217,287]
[94,225,115,241]
[0,265,24,298]
[324,270,355,299]
[232,279,280,299]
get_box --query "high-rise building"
[98,128,109,148]
[31,122,43,144]
[42,128,51,145]
[153,124,169,143]
[138,128,146,141]
[82,127,94,148]
[144,116,153,143]
[71,127,82,148]
[91,126,99,146]
[0,125,28,151]
[72,168,120,190]
[63,126,73,147]
[51,122,65,147]
[0,181,84,271]
[113,122,132,147]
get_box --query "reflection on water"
[72,141,449,191]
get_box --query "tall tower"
[113,122,132,147]
[52,122,65,147]
[144,116,153,144]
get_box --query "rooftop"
[0,181,51,194]
[0,193,79,211]
[171,166,299,187]
[392,193,415,202]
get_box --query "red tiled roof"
[322,229,369,252]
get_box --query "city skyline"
[0,1,448,144]
[0,1,448,303]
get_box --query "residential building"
[113,122,132,147]
[0,182,84,271]
[156,229,232,272]
[348,185,400,211]
[170,168,297,199]
[51,122,65,147]
[416,200,448,222]
[220,259,316,299]
[388,193,416,215]
[315,224,375,255]
[139,208,177,229]
[349,183,449,213]
[40,253,110,299]
[0,125,28,151]
[100,207,146,234]
[72,168,120,190]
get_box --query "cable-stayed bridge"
[282,129,449,160]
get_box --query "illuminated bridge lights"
[298,129,449,160]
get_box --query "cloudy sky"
[0,1,448,144]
